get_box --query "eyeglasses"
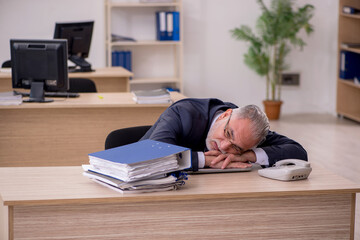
[223,111,244,154]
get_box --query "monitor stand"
[69,55,94,72]
[23,82,53,103]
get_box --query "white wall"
[0,0,338,115]
[0,0,105,68]
[182,0,338,115]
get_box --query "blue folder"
[124,50,132,71]
[111,51,118,66]
[166,12,173,40]
[172,11,180,41]
[111,51,125,67]
[339,50,360,80]
[88,139,191,169]
[156,11,167,41]
[118,51,125,68]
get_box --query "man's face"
[205,109,258,155]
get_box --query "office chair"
[1,60,11,68]
[105,125,152,150]
[68,78,97,93]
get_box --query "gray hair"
[232,105,269,146]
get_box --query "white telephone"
[258,159,312,181]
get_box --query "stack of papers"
[111,34,136,42]
[132,88,171,104]
[83,139,191,193]
[0,91,22,105]
[0,68,11,73]
[83,167,187,193]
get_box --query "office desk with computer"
[0,92,185,167]
[0,23,180,167]
[1,20,132,94]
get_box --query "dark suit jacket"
[141,98,308,171]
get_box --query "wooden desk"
[0,164,359,239]
[0,67,132,92]
[0,92,185,167]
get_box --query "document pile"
[0,91,22,105]
[111,34,136,42]
[132,88,171,104]
[83,139,191,193]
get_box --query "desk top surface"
[0,163,359,206]
[0,67,133,79]
[0,92,185,109]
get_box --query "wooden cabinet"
[337,0,360,122]
[105,0,183,92]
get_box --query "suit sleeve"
[259,131,308,166]
[140,107,199,171]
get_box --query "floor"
[270,113,360,239]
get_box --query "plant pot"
[263,100,283,120]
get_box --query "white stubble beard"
[205,119,227,154]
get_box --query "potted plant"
[230,0,314,120]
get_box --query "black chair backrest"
[69,78,97,93]
[105,125,152,150]
[1,60,11,68]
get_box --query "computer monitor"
[53,21,94,72]
[10,39,69,103]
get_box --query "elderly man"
[141,98,307,172]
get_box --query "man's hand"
[204,150,256,169]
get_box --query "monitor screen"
[54,21,94,72]
[10,39,69,103]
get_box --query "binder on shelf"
[119,51,125,69]
[339,50,360,80]
[124,50,132,72]
[112,51,132,72]
[86,139,191,182]
[111,52,117,67]
[156,11,180,41]
[166,12,173,40]
[343,6,360,14]
[112,51,123,67]
[172,11,180,41]
[156,11,167,41]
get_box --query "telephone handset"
[258,159,312,181]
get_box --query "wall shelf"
[111,40,182,47]
[108,2,180,8]
[336,0,360,122]
[105,0,183,92]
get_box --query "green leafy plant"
[230,0,314,101]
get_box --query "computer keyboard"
[44,92,80,98]
[14,91,80,98]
